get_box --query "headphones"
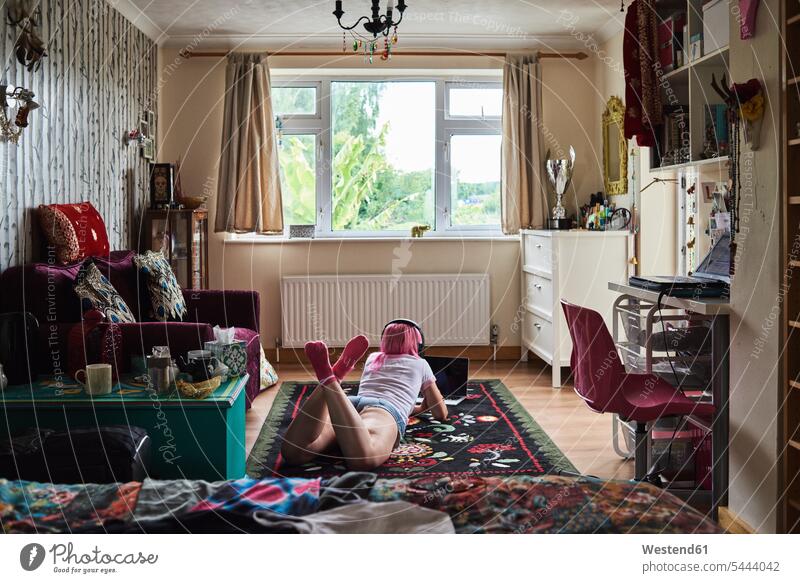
[382,318,425,354]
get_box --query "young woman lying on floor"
[281,321,448,471]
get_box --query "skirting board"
[718,507,755,534]
[264,345,528,365]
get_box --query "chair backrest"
[560,300,626,413]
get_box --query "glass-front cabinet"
[141,209,208,289]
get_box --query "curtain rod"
[179,49,588,60]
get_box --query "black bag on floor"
[0,425,150,483]
[0,311,40,385]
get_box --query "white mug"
[75,363,113,396]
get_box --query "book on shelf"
[657,11,686,72]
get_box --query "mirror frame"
[602,96,628,196]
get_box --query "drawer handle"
[534,284,542,290]
[535,243,543,249]
[534,323,542,330]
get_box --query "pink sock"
[304,341,334,382]
[333,335,370,380]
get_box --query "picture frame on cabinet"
[149,163,175,208]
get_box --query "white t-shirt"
[358,353,436,418]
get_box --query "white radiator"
[281,274,491,348]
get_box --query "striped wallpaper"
[0,0,156,270]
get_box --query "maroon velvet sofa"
[0,251,263,407]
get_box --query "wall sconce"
[0,84,39,144]
[123,128,145,146]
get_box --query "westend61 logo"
[19,542,158,574]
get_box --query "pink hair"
[367,322,422,372]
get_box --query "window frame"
[272,75,503,239]
[271,81,323,120]
[276,130,323,229]
[444,81,503,121]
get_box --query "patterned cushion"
[37,202,110,265]
[73,263,136,323]
[259,343,279,388]
[134,251,187,322]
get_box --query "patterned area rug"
[247,380,577,479]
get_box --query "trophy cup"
[545,146,575,230]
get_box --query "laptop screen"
[423,356,469,399]
[694,232,731,284]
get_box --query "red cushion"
[37,202,110,264]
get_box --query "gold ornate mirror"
[602,96,628,196]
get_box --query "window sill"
[225,234,519,245]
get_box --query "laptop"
[629,232,731,298]
[416,356,470,406]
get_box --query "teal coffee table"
[0,374,248,480]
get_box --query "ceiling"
[111,0,625,50]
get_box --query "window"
[272,85,318,117]
[331,81,435,232]
[449,134,502,226]
[446,83,503,119]
[273,76,502,237]
[277,133,317,226]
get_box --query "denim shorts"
[348,395,407,438]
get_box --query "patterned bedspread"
[0,474,720,534]
[0,479,141,534]
[370,475,721,534]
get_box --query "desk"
[0,374,248,480]
[608,281,729,519]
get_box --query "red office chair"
[561,301,715,480]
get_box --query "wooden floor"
[245,359,634,481]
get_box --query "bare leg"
[280,384,337,464]
[281,336,371,465]
[320,377,399,471]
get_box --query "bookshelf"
[782,0,800,535]
[648,0,730,171]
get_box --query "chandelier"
[334,1,407,62]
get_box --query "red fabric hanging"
[623,0,663,147]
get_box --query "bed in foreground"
[0,473,721,534]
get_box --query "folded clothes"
[267,501,453,534]
[132,479,223,524]
[319,471,378,511]
[97,501,454,534]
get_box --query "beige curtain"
[215,53,283,234]
[501,54,548,234]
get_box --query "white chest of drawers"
[519,230,633,387]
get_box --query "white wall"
[727,0,782,533]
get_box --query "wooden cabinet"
[141,209,208,289]
[519,230,633,387]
